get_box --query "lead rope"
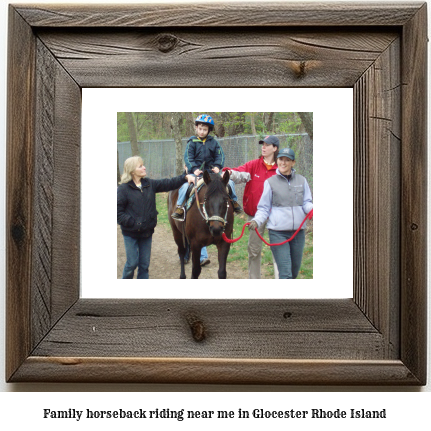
[222,209,313,246]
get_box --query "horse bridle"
[193,181,230,230]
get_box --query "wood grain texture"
[32,39,56,347]
[31,38,81,350]
[6,2,427,385]
[15,2,423,27]
[400,3,428,384]
[353,38,401,358]
[36,29,398,88]
[12,358,419,385]
[32,299,382,359]
[6,7,36,381]
[50,51,81,325]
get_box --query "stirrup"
[171,206,185,221]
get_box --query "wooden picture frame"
[6,2,427,385]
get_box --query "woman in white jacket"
[248,148,313,279]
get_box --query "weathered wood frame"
[6,2,427,385]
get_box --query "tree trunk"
[250,112,257,136]
[298,112,313,140]
[125,112,139,155]
[209,112,225,137]
[186,112,196,136]
[263,112,274,132]
[171,112,184,175]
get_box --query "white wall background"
[1,0,429,420]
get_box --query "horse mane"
[204,173,229,200]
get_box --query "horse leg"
[191,243,202,279]
[168,190,187,279]
[216,241,231,279]
[177,242,187,279]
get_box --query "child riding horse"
[168,171,234,279]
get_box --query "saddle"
[185,178,205,212]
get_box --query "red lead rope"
[222,209,313,246]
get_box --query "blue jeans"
[122,234,153,279]
[184,244,208,263]
[176,181,190,206]
[176,174,238,206]
[268,229,305,279]
[228,179,238,202]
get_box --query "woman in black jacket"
[117,156,193,279]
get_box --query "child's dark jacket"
[184,135,225,174]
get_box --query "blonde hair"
[120,156,143,184]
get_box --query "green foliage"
[117,112,310,140]
[298,232,313,279]
[117,112,129,142]
[155,192,173,229]
[278,113,303,134]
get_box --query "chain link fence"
[118,133,313,203]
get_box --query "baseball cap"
[259,135,280,148]
[277,148,295,160]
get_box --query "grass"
[156,192,173,228]
[156,192,313,279]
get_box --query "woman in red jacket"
[223,135,280,279]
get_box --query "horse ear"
[222,169,230,185]
[203,170,211,185]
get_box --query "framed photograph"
[112,108,318,283]
[82,90,351,299]
[6,2,427,384]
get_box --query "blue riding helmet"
[195,114,215,131]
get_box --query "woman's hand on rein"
[248,220,258,231]
[185,175,195,184]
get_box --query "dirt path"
[117,223,251,279]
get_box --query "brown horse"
[168,170,234,279]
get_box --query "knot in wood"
[156,34,179,53]
[288,60,321,79]
[11,223,26,246]
[186,314,206,342]
[410,223,419,231]
[291,61,307,79]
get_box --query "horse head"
[203,170,230,237]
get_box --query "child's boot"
[233,201,243,214]
[171,206,185,220]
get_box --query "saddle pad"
[185,180,205,211]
